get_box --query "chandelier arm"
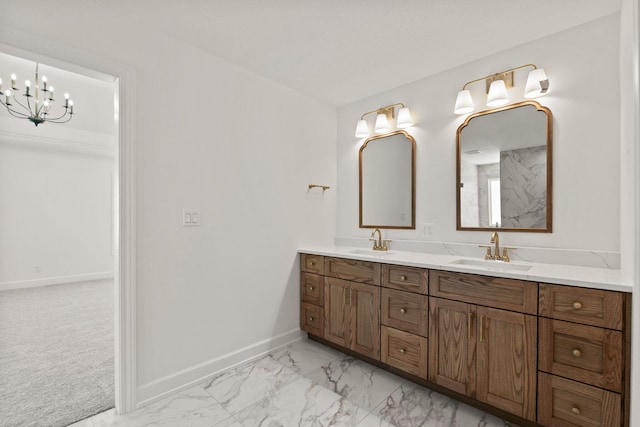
[44,110,70,121]
[4,108,32,119]
[10,96,31,114]
[44,114,73,124]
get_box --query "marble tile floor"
[70,338,515,427]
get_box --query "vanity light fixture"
[354,103,413,138]
[0,63,75,126]
[454,64,549,114]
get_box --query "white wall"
[337,14,621,255]
[0,1,337,405]
[0,141,114,287]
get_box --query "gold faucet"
[369,228,391,251]
[479,231,516,262]
[490,232,500,259]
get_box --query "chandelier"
[0,63,74,126]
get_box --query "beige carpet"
[0,279,114,427]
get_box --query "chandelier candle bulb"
[42,76,47,91]
[4,90,10,105]
[10,74,16,89]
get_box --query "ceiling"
[66,1,626,106]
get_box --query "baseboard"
[136,328,305,408]
[0,271,115,292]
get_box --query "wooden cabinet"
[300,254,325,337]
[301,253,324,275]
[537,283,628,426]
[539,318,623,392]
[429,270,538,422]
[380,265,429,379]
[381,325,427,378]
[299,254,631,426]
[538,372,621,427]
[325,257,381,285]
[381,288,428,337]
[324,277,380,360]
[539,283,623,329]
[428,297,475,396]
[382,264,428,294]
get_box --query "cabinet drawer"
[538,372,621,427]
[301,273,324,305]
[382,265,428,294]
[539,318,623,392]
[429,270,537,314]
[300,302,323,337]
[539,283,624,330]
[324,257,381,285]
[300,253,325,275]
[381,288,427,336]
[381,326,427,379]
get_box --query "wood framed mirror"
[360,130,416,229]
[456,101,552,232]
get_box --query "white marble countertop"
[298,245,633,293]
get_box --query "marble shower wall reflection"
[500,145,547,228]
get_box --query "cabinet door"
[476,306,537,421]
[324,278,350,348]
[350,282,380,360]
[428,297,476,397]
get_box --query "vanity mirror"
[456,101,552,232]
[360,130,415,229]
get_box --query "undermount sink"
[449,258,532,272]
[347,249,395,256]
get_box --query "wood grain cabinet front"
[301,253,325,275]
[381,325,427,379]
[300,254,326,337]
[539,318,623,392]
[539,283,623,330]
[382,265,428,294]
[300,302,323,337]
[538,372,621,427]
[324,257,381,285]
[537,284,629,426]
[324,277,380,360]
[429,270,537,315]
[429,296,537,422]
[301,272,324,306]
[381,288,427,337]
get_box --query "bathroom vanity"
[298,249,631,427]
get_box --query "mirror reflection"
[360,130,415,229]
[457,101,552,232]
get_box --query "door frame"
[0,38,138,413]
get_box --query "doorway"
[0,51,122,426]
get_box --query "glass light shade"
[524,68,549,98]
[374,113,390,134]
[454,89,474,114]
[396,107,413,128]
[486,79,509,107]
[355,119,370,138]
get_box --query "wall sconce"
[355,103,413,138]
[454,64,549,114]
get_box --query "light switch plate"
[183,210,201,227]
